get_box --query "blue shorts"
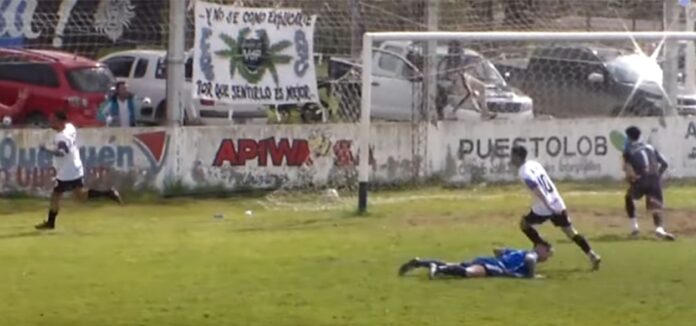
[629,176,663,210]
[466,257,506,277]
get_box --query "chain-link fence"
[0,0,687,126]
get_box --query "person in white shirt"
[510,145,601,271]
[36,111,122,230]
[101,81,135,127]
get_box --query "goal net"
[353,29,696,211]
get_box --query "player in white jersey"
[35,111,122,230]
[510,145,601,271]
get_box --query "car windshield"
[470,60,505,84]
[66,67,115,93]
[607,55,662,84]
[438,54,505,85]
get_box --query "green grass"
[1,184,696,325]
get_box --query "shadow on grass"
[544,267,588,280]
[0,198,47,215]
[558,233,659,243]
[233,218,340,233]
[0,231,54,240]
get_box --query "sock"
[571,234,592,254]
[625,195,636,219]
[87,189,111,199]
[436,264,469,277]
[629,217,639,232]
[652,212,663,228]
[47,210,58,226]
[417,259,447,268]
[521,226,549,247]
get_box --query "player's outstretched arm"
[0,89,28,113]
[39,143,66,157]
[657,151,669,176]
[622,157,637,182]
[493,247,515,257]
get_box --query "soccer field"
[1,184,696,326]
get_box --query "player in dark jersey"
[398,243,553,279]
[623,126,675,240]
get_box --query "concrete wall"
[1,117,694,195]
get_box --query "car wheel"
[300,103,325,123]
[155,101,167,124]
[156,101,194,125]
[26,112,49,128]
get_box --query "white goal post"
[357,31,696,213]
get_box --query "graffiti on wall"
[684,121,696,166]
[212,137,312,167]
[1,0,155,56]
[211,134,372,169]
[0,0,41,46]
[0,130,168,191]
[197,132,375,189]
[52,0,77,47]
[94,0,136,43]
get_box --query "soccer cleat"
[630,229,640,237]
[655,230,676,241]
[108,188,123,205]
[589,253,601,271]
[34,221,54,230]
[398,258,421,276]
[428,263,439,280]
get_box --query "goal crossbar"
[367,31,696,42]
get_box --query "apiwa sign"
[193,2,318,105]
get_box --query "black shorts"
[53,178,84,193]
[523,210,571,228]
[628,176,663,210]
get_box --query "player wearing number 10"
[510,145,602,271]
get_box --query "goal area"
[357,31,696,212]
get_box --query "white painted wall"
[1,117,695,195]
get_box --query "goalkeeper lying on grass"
[398,243,552,279]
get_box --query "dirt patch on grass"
[665,210,696,236]
[399,207,696,238]
[576,208,696,237]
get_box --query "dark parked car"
[496,44,696,117]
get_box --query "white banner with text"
[193,2,318,105]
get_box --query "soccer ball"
[2,116,12,126]
[324,188,340,201]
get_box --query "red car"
[0,48,115,128]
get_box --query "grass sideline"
[1,183,696,325]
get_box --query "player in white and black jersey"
[35,112,122,230]
[510,145,601,271]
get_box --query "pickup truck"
[328,41,534,121]
[99,50,268,125]
[494,44,696,117]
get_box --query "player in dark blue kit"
[398,243,552,279]
[622,126,675,240]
